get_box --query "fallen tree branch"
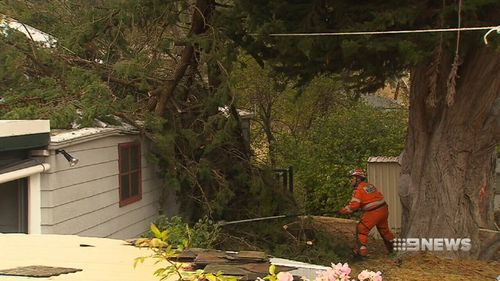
[154,0,213,117]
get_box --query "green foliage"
[276,103,407,214]
[135,224,186,281]
[264,264,278,281]
[143,216,191,247]
[231,55,359,167]
[147,87,298,222]
[230,54,406,217]
[218,217,352,265]
[144,216,221,249]
[49,105,79,129]
[190,217,222,248]
[224,0,499,88]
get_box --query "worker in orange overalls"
[338,168,394,259]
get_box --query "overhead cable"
[251,26,499,37]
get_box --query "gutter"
[0,162,50,184]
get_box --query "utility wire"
[252,26,499,37]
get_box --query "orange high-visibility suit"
[339,181,394,257]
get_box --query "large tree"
[0,0,295,223]
[220,1,499,258]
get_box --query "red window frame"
[118,142,142,207]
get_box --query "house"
[0,120,178,239]
[0,17,257,239]
[0,113,255,239]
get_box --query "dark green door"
[0,178,28,233]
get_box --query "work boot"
[352,248,368,262]
[352,252,368,262]
[384,239,394,254]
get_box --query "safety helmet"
[350,168,366,179]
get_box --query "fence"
[273,166,294,193]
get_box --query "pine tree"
[0,0,295,223]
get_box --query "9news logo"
[393,238,471,252]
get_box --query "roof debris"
[0,266,82,278]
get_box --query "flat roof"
[0,120,50,138]
[0,234,164,281]
[0,234,335,281]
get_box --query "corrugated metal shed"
[367,156,402,239]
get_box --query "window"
[0,178,28,233]
[118,142,142,207]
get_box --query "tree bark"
[400,46,500,258]
[154,0,212,117]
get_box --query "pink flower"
[314,262,381,281]
[332,263,351,276]
[357,270,382,281]
[357,270,370,281]
[372,272,382,281]
[277,272,294,281]
[316,263,351,281]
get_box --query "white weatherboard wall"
[40,135,165,239]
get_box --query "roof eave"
[48,128,139,150]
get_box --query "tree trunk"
[154,0,212,117]
[399,46,500,258]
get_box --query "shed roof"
[367,156,400,163]
[50,126,138,148]
[49,118,139,149]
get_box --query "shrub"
[143,216,220,249]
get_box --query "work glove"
[338,208,349,215]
